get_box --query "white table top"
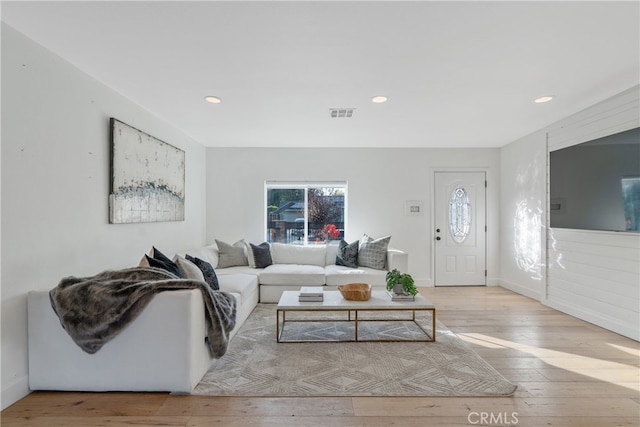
[277,290,435,310]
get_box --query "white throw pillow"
[244,241,256,268]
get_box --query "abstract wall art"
[109,118,185,223]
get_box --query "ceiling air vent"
[329,108,355,118]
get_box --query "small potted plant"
[386,268,418,296]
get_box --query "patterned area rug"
[191,304,517,397]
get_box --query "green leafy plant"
[385,268,417,296]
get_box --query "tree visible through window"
[266,183,346,244]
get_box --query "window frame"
[265,181,348,245]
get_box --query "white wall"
[205,147,500,285]
[1,24,208,409]
[499,130,547,300]
[500,85,640,340]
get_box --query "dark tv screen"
[550,127,640,233]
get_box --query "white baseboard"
[1,374,30,411]
[415,278,433,287]
[498,278,638,341]
[545,297,639,341]
[498,279,542,301]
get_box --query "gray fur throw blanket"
[49,267,237,358]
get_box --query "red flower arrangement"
[320,224,340,241]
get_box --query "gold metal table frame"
[276,290,436,343]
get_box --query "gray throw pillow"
[250,242,273,268]
[215,239,248,268]
[336,239,359,268]
[357,234,391,270]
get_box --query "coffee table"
[276,290,436,343]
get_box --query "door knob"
[436,236,441,241]
[436,228,441,233]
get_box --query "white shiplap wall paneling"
[546,85,640,341]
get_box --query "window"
[449,186,471,243]
[266,182,346,245]
[622,176,640,231]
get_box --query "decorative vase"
[392,283,405,295]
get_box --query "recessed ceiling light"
[204,96,222,104]
[534,96,554,103]
[371,95,388,104]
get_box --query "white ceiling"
[2,1,639,148]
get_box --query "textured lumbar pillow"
[215,239,248,268]
[336,239,359,268]
[186,254,220,291]
[173,255,205,281]
[249,242,273,269]
[358,234,391,269]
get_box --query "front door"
[434,171,486,286]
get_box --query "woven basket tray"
[337,283,372,301]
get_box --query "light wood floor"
[2,286,639,426]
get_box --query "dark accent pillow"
[250,242,273,269]
[186,254,220,291]
[151,247,174,265]
[336,239,359,268]
[145,254,181,278]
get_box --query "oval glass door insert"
[449,186,471,243]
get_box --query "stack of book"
[299,286,324,302]
[386,290,416,301]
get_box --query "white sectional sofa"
[27,240,407,393]
[226,242,408,302]
[28,267,258,393]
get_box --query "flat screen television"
[550,127,640,233]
